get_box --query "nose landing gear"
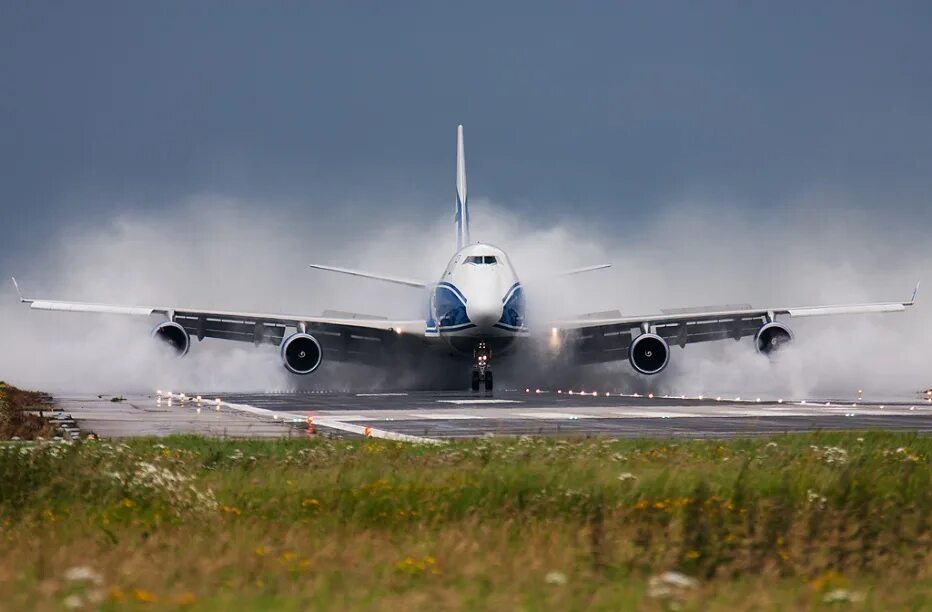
[471,342,493,391]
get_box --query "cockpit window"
[464,255,498,265]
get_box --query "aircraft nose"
[466,296,503,330]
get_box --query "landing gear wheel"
[484,371,494,392]
[471,371,480,392]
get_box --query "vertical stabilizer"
[455,124,470,249]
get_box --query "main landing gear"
[471,342,493,392]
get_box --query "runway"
[52,389,932,441]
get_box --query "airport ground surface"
[53,388,932,440]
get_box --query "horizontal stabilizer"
[558,264,612,277]
[309,264,427,288]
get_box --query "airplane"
[12,125,919,391]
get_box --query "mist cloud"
[1,192,927,399]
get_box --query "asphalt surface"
[53,389,932,440]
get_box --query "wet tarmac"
[53,389,932,441]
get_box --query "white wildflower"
[618,472,638,483]
[648,571,699,601]
[822,588,864,603]
[62,594,83,609]
[811,446,849,466]
[657,571,699,589]
[765,441,778,448]
[807,489,828,510]
[64,566,103,585]
[545,571,567,585]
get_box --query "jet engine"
[151,321,190,357]
[755,322,793,355]
[280,333,323,375]
[629,332,670,375]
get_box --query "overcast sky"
[2,2,932,272]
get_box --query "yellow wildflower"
[133,589,157,603]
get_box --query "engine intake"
[151,321,190,357]
[629,332,670,375]
[755,322,793,355]
[280,333,323,375]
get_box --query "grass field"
[1,432,931,610]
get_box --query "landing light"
[648,393,654,399]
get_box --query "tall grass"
[0,433,930,609]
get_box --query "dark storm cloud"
[3,1,932,273]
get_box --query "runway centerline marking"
[436,399,522,405]
[356,393,409,397]
[611,411,706,418]
[410,413,485,420]
[518,412,597,420]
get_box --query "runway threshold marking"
[218,401,442,444]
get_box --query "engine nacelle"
[280,333,323,375]
[151,321,190,357]
[755,322,793,355]
[629,332,670,375]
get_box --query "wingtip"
[911,281,921,304]
[11,276,24,302]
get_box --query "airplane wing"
[552,284,919,365]
[12,278,426,365]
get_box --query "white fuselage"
[427,243,526,353]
